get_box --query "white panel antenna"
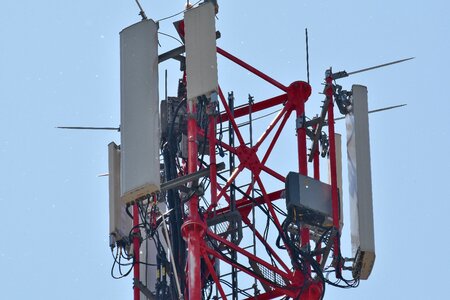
[346,85,375,280]
[108,142,132,247]
[329,133,344,230]
[120,20,160,204]
[184,2,218,101]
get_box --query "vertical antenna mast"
[135,0,148,20]
[305,28,310,84]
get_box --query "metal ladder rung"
[236,182,251,189]
[219,268,243,278]
[218,169,231,175]
[242,244,255,251]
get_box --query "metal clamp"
[206,92,219,116]
[296,114,306,129]
[334,84,352,115]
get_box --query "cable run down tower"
[107,2,411,299]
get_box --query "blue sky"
[1,1,449,299]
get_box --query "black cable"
[197,96,209,167]
[164,96,187,291]
[111,248,133,266]
[219,279,253,298]
[198,156,283,270]
[121,248,132,260]
[273,203,288,217]
[320,229,360,288]
[126,204,133,219]
[279,215,327,300]
[169,99,186,139]
[137,200,151,235]
[111,248,134,279]
[158,31,184,46]
[204,278,214,300]
[156,0,202,22]
[216,101,225,157]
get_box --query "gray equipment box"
[285,172,333,227]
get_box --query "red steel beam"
[261,106,293,165]
[325,73,342,277]
[213,189,284,217]
[241,215,291,274]
[218,86,246,146]
[217,139,237,155]
[206,174,232,214]
[205,231,296,292]
[217,47,288,92]
[254,176,286,242]
[201,251,227,299]
[242,289,287,300]
[260,165,286,183]
[204,246,298,299]
[290,81,312,277]
[253,104,289,150]
[254,174,297,270]
[183,96,203,300]
[218,93,287,123]
[313,124,322,264]
[206,178,291,274]
[216,164,245,202]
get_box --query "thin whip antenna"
[56,126,119,131]
[305,28,310,84]
[347,57,414,76]
[135,0,148,20]
[333,104,407,121]
[332,57,415,79]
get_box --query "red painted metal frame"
[181,46,337,300]
[325,73,342,277]
[313,124,322,264]
[217,47,288,92]
[291,80,312,278]
[182,96,205,300]
[218,93,287,123]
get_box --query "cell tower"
[107,2,411,299]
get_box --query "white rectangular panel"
[346,84,375,279]
[120,20,160,204]
[185,2,218,100]
[329,133,344,229]
[108,142,131,246]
